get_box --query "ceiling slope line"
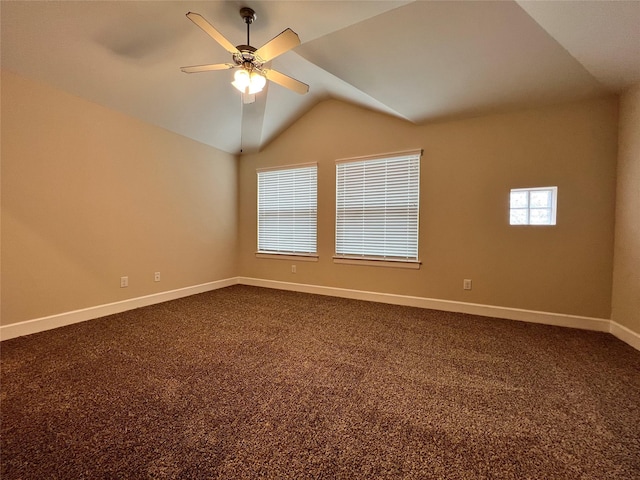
[514,0,640,91]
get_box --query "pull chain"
[239,94,244,154]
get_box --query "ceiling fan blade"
[186,12,239,55]
[254,28,300,62]
[264,69,309,95]
[181,63,236,73]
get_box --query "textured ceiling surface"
[2,1,639,154]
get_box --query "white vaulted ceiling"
[2,1,639,154]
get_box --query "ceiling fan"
[180,8,309,98]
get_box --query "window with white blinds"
[257,164,317,255]
[335,150,421,262]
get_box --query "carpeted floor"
[1,285,639,479]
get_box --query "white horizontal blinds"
[258,165,317,254]
[336,151,420,260]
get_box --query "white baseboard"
[0,278,238,341]
[238,277,611,333]
[610,321,640,351]
[4,277,636,352]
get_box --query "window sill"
[333,256,421,269]
[509,223,557,226]
[256,252,319,262]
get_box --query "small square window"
[509,187,557,225]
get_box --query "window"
[257,164,317,256]
[335,150,421,266]
[509,186,557,225]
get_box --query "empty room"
[1,1,639,478]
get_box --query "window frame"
[334,149,422,269]
[509,186,558,226]
[256,162,318,259]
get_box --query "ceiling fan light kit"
[180,7,308,97]
[232,68,266,94]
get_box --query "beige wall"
[1,71,238,325]
[0,69,623,328]
[239,97,619,319]
[612,84,640,335]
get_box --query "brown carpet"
[1,285,639,479]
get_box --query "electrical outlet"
[154,272,161,282]
[291,265,297,274]
[463,279,472,290]
[120,276,129,288]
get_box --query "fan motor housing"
[233,45,262,66]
